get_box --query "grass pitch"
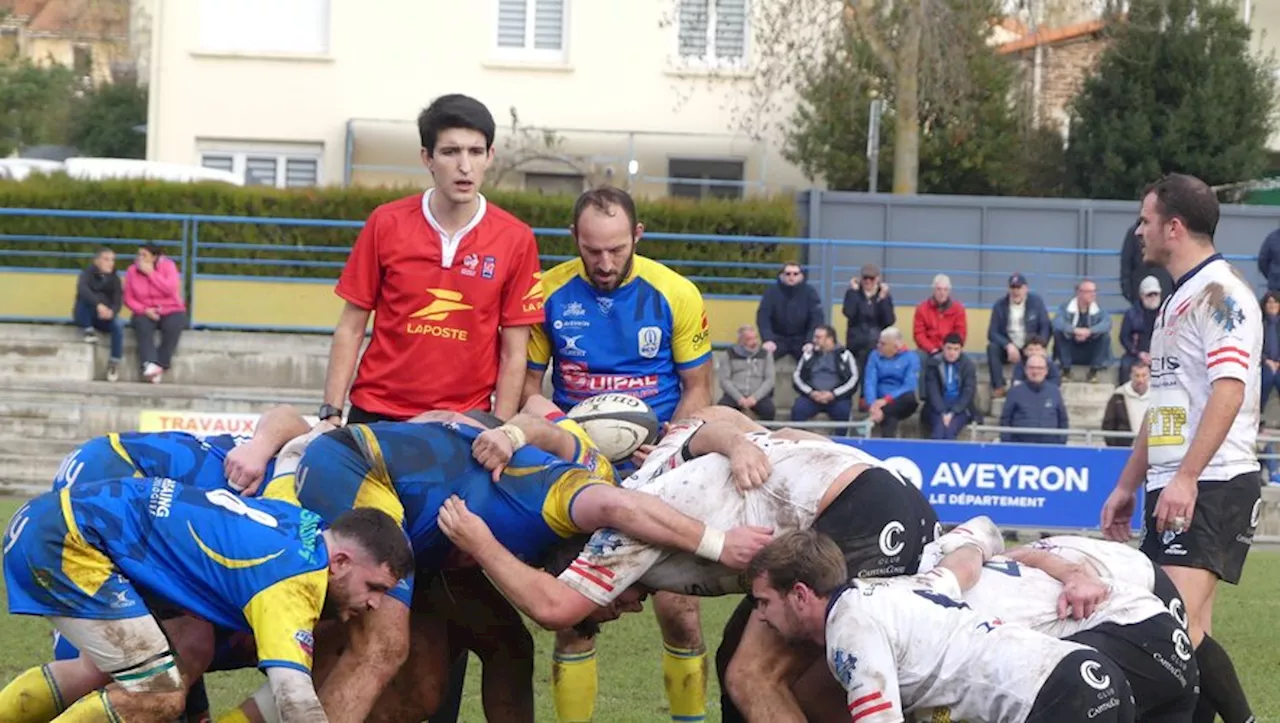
[3,497,1279,721]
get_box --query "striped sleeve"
[556,528,666,606]
[827,604,904,723]
[1196,286,1258,383]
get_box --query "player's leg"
[48,615,188,722]
[790,659,849,723]
[552,629,599,723]
[365,597,453,722]
[1066,619,1196,721]
[315,598,412,723]
[654,591,707,722]
[721,610,820,722]
[1024,649,1134,723]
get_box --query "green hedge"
[0,176,801,295]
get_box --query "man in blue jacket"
[1052,279,1113,382]
[999,353,1069,445]
[863,326,921,438]
[987,273,1052,398]
[923,334,979,439]
[757,262,824,362]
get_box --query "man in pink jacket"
[123,243,187,383]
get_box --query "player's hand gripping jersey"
[52,431,267,493]
[1147,255,1261,490]
[529,256,712,423]
[5,477,329,673]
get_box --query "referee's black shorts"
[1139,471,1262,584]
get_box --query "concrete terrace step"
[0,452,66,495]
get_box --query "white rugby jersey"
[1147,255,1260,490]
[1029,536,1156,592]
[560,426,895,605]
[826,568,1089,723]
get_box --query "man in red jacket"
[913,273,967,355]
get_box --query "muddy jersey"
[826,568,1089,723]
[1147,254,1260,490]
[1028,536,1156,592]
[559,423,898,605]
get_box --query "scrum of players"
[0,397,1215,723]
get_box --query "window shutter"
[533,0,564,50]
[244,156,278,186]
[497,0,528,48]
[714,0,746,60]
[285,158,319,188]
[201,155,234,173]
[678,0,710,58]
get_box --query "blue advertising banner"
[836,438,1144,532]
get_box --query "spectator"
[1119,275,1162,385]
[913,273,966,355]
[986,272,1052,398]
[791,325,858,433]
[757,261,824,362]
[1011,336,1062,386]
[1052,278,1112,382]
[1120,220,1173,304]
[863,326,921,438]
[841,263,895,387]
[1261,291,1280,418]
[923,333,979,440]
[74,246,124,382]
[123,243,187,384]
[717,324,776,421]
[1102,359,1150,448]
[1258,226,1280,293]
[999,353,1068,445]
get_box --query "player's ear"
[329,549,352,575]
[633,223,644,242]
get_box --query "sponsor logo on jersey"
[830,649,858,686]
[559,362,659,396]
[298,509,321,564]
[878,521,905,556]
[564,301,586,317]
[522,272,544,313]
[482,255,497,279]
[110,590,134,610]
[691,311,710,347]
[1079,660,1112,690]
[638,326,662,358]
[149,477,177,518]
[1164,543,1187,556]
[460,253,480,277]
[1173,628,1193,661]
[294,630,315,657]
[561,334,587,358]
[407,288,472,341]
[1210,293,1245,332]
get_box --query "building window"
[524,172,583,196]
[198,0,330,55]
[677,0,747,67]
[200,150,321,188]
[668,158,745,199]
[72,44,93,77]
[495,0,566,62]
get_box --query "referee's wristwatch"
[318,403,344,425]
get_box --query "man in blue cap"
[987,272,1052,398]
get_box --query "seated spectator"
[841,263,895,388]
[791,325,858,434]
[1262,291,1280,418]
[913,273,966,356]
[124,243,188,384]
[922,333,979,440]
[999,353,1068,445]
[1052,278,1112,382]
[73,246,124,382]
[1102,360,1150,448]
[1011,336,1061,386]
[986,272,1051,398]
[757,261,823,362]
[1119,276,1161,385]
[863,327,921,438]
[717,324,776,421]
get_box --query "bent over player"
[0,477,412,723]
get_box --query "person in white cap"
[1119,275,1164,385]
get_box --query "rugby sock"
[184,677,210,723]
[1193,635,1255,723]
[662,644,707,722]
[213,710,251,723]
[51,690,120,723]
[552,649,598,722]
[0,664,65,722]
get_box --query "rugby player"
[435,404,939,721]
[257,409,770,723]
[0,477,412,723]
[747,529,1136,723]
[924,527,1198,721]
[526,185,715,722]
[1101,174,1259,723]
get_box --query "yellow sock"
[0,664,65,722]
[662,644,707,722]
[215,709,252,723]
[552,648,598,722]
[51,690,120,723]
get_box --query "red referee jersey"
[336,192,545,418]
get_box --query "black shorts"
[812,466,940,578]
[1151,565,1190,632]
[1067,616,1198,721]
[1025,649,1135,723]
[1140,472,1262,584]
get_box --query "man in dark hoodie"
[73,246,124,382]
[757,262,824,362]
[1257,226,1280,294]
[923,334,979,439]
[1119,276,1162,384]
[999,353,1069,445]
[1121,220,1173,304]
[841,263,895,388]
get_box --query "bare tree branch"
[852,0,898,75]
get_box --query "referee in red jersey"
[317,94,544,723]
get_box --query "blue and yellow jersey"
[528,255,712,424]
[51,432,265,493]
[293,421,612,573]
[4,477,326,674]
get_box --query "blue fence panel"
[835,437,1143,532]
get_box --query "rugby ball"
[567,393,661,463]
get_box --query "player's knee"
[148,689,188,720]
[555,628,597,656]
[654,593,703,648]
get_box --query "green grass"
[3,496,1280,722]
